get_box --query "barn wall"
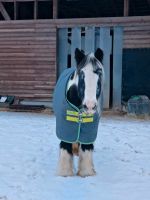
[0,16,149,101]
[0,20,56,101]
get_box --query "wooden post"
[71,27,81,67]
[58,29,68,77]
[34,0,38,20]
[85,27,95,54]
[99,27,111,109]
[14,0,18,20]
[53,0,58,19]
[0,2,11,20]
[124,0,129,16]
[112,27,123,110]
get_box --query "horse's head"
[67,48,104,114]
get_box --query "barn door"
[57,26,123,110]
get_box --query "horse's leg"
[77,144,96,177]
[57,141,74,176]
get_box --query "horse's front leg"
[57,141,74,176]
[77,144,96,177]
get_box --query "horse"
[53,48,104,177]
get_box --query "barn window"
[129,0,150,16]
[2,2,14,20]
[0,0,53,20]
[37,1,53,19]
[18,2,34,20]
[0,11,4,20]
[0,0,149,20]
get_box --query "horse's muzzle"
[83,102,97,114]
[82,105,97,114]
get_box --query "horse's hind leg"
[57,141,74,176]
[77,144,96,177]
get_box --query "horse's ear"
[75,48,85,66]
[95,48,103,63]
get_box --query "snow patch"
[0,112,150,200]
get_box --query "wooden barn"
[0,0,150,110]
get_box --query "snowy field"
[0,111,150,200]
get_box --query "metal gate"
[57,26,123,110]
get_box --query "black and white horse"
[57,48,104,177]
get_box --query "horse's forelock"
[77,54,102,76]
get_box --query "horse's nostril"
[83,104,88,109]
[93,104,97,110]
[83,102,97,111]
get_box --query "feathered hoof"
[77,169,96,177]
[57,170,74,177]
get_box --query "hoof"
[56,170,74,177]
[57,170,74,177]
[77,169,96,177]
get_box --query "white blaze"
[82,63,99,110]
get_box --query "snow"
[0,111,150,200]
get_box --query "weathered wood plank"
[124,39,150,44]
[0,16,148,26]
[0,80,55,85]
[58,28,68,76]
[0,21,56,100]
[34,0,38,20]
[0,2,11,20]
[85,26,95,54]
[99,27,111,109]
[53,0,58,19]
[124,35,150,39]
[71,27,81,67]
[113,27,123,110]
[0,48,56,53]
[123,44,150,48]
[124,0,129,16]
[14,0,18,20]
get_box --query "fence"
[58,26,123,109]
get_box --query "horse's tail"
[72,143,79,156]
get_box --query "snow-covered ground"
[0,111,150,200]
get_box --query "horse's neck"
[67,73,82,108]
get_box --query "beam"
[0,2,11,20]
[34,0,38,19]
[14,0,18,20]
[0,0,50,2]
[53,0,58,19]
[124,0,129,16]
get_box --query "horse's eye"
[80,71,84,79]
[96,79,101,99]
[78,71,85,100]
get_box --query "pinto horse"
[53,48,104,177]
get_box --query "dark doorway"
[122,48,150,102]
